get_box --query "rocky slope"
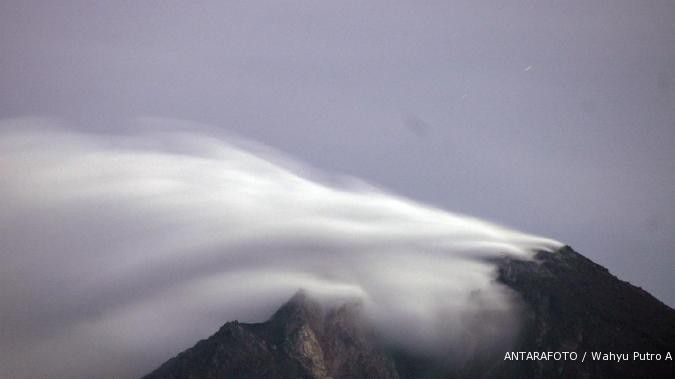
[143,246,674,378]
[143,291,399,379]
[492,246,674,378]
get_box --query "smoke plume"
[0,118,561,378]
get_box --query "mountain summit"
[143,246,674,378]
[143,290,398,379]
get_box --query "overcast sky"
[1,0,673,312]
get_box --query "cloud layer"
[0,118,561,378]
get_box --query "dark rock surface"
[143,290,399,379]
[494,246,674,378]
[143,246,674,379]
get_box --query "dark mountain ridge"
[493,246,674,378]
[144,246,674,378]
[143,291,398,379]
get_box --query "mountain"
[143,246,674,379]
[492,246,674,378]
[143,291,398,379]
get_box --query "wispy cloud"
[0,118,560,378]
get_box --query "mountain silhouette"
[143,246,674,378]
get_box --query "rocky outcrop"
[142,290,399,379]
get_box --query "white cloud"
[0,118,561,378]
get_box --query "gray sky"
[1,0,673,312]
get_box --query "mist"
[0,118,561,378]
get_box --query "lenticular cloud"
[0,118,561,378]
